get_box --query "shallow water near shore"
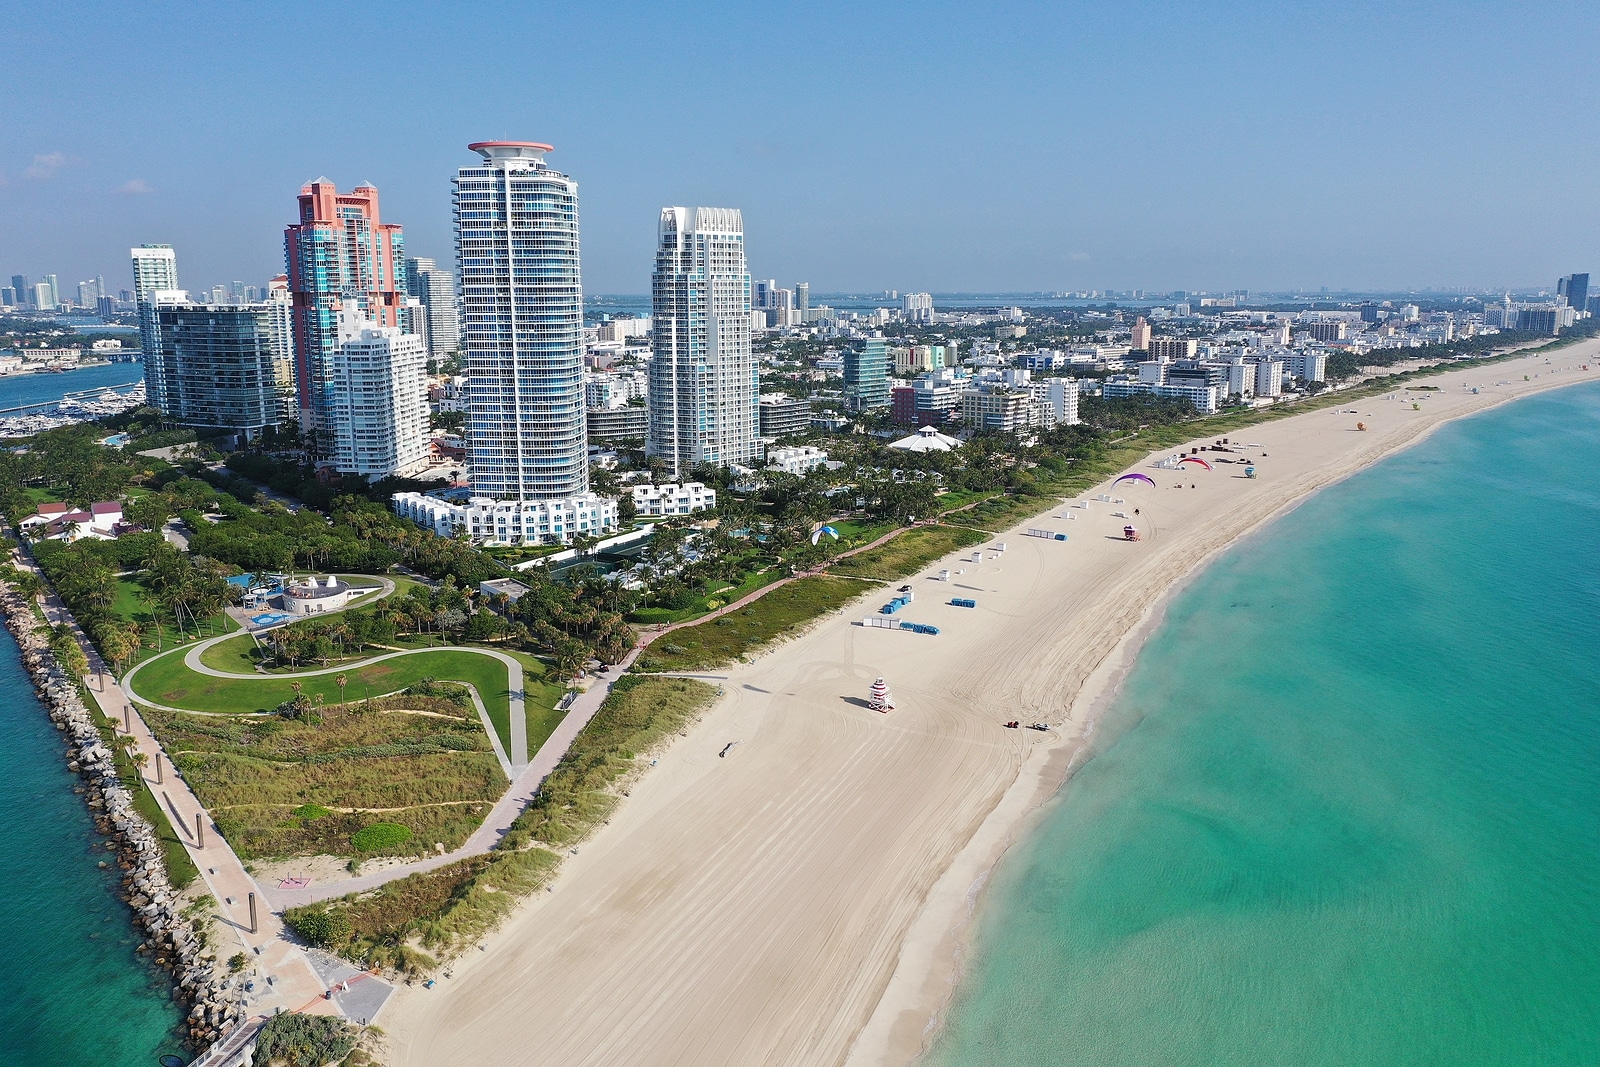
[0,625,186,1062]
[926,381,1600,1066]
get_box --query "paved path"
[267,658,628,909]
[17,556,345,1021]
[124,635,528,770]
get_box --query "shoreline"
[0,573,245,1052]
[848,350,1600,1065]
[390,345,1600,1067]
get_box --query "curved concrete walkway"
[124,635,529,771]
[266,658,627,910]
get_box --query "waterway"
[0,623,187,1063]
[0,361,144,413]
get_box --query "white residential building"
[404,256,461,363]
[596,317,651,342]
[902,291,934,323]
[455,141,589,502]
[648,206,759,478]
[1101,379,1221,414]
[1042,377,1080,425]
[1226,359,1256,399]
[766,445,830,476]
[631,481,718,517]
[1283,350,1327,383]
[392,491,617,545]
[328,308,430,478]
[1254,360,1283,397]
[131,244,180,392]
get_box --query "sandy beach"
[388,344,1600,1067]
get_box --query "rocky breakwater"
[0,581,247,1050]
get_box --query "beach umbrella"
[1177,456,1213,471]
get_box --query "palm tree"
[336,673,348,707]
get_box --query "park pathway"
[122,635,528,772]
[17,555,346,1021]
[266,657,628,910]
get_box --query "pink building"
[284,180,405,423]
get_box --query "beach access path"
[386,346,1600,1067]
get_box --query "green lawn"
[130,777,201,888]
[634,575,869,672]
[112,574,238,665]
[130,646,527,757]
[828,524,987,581]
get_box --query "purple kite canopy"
[1113,473,1156,488]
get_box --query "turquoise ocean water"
[927,381,1600,1066]
[0,624,185,1062]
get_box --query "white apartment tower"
[648,207,758,478]
[454,142,588,500]
[329,307,430,478]
[132,244,181,404]
[405,256,462,363]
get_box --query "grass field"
[827,524,988,581]
[142,695,505,860]
[130,646,528,756]
[634,575,870,672]
[129,766,201,888]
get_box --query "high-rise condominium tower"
[405,256,462,363]
[284,180,405,456]
[455,142,587,500]
[131,244,180,401]
[648,207,757,477]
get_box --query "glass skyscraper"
[455,142,587,500]
[648,206,758,478]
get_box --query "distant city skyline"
[3,1,1598,295]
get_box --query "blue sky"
[2,0,1596,295]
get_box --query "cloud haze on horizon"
[2,0,1596,296]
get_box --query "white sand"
[389,347,1600,1066]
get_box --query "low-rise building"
[479,577,532,604]
[888,425,963,453]
[19,500,124,541]
[766,445,830,477]
[392,492,618,545]
[631,482,717,517]
[282,575,354,616]
[1101,379,1221,414]
[960,384,1033,432]
[758,394,812,438]
[587,405,649,443]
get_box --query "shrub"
[254,1012,357,1066]
[292,804,332,821]
[350,822,413,853]
[284,905,352,948]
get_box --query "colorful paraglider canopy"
[1112,473,1156,488]
[811,524,840,545]
[1177,456,1213,470]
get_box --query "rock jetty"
[0,580,247,1050]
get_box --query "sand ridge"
[388,347,1600,1067]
